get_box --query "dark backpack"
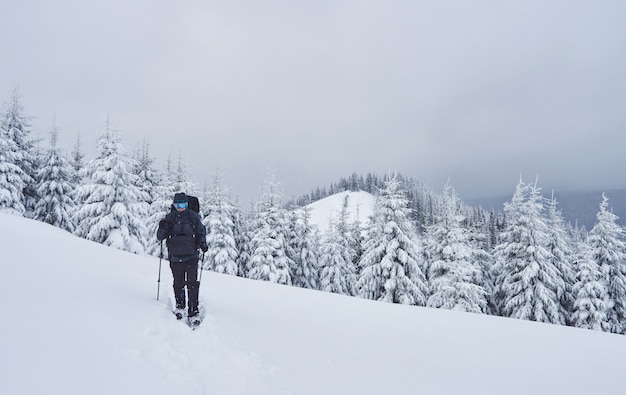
[167,210,198,257]
[187,195,200,214]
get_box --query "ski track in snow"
[0,214,286,395]
[138,290,287,395]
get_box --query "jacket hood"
[173,192,188,203]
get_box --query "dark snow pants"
[170,259,199,315]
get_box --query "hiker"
[157,192,208,319]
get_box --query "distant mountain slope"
[306,190,377,233]
[467,189,626,229]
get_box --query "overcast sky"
[2,0,625,201]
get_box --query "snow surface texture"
[1,212,626,395]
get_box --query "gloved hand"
[158,219,171,231]
[157,220,172,242]
[200,244,208,252]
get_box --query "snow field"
[1,213,626,395]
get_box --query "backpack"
[187,195,200,214]
[167,210,198,258]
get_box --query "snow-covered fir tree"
[32,124,76,231]
[0,90,34,215]
[247,169,292,285]
[171,152,199,197]
[70,134,85,186]
[0,124,28,215]
[349,212,364,276]
[545,193,576,323]
[318,222,357,295]
[463,206,497,315]
[233,203,252,278]
[424,183,488,313]
[130,140,161,251]
[132,140,160,206]
[288,207,320,290]
[588,193,626,334]
[203,169,239,275]
[492,178,565,324]
[145,161,177,257]
[335,194,360,272]
[355,175,428,305]
[73,124,148,253]
[571,233,609,331]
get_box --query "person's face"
[173,201,188,212]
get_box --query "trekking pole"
[198,251,205,286]
[157,240,163,301]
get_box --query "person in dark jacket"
[157,192,208,318]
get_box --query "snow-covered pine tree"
[588,193,626,334]
[247,168,292,285]
[349,210,364,277]
[492,178,565,324]
[571,232,609,331]
[335,194,359,271]
[145,160,177,257]
[70,134,85,186]
[545,193,576,323]
[132,140,159,206]
[0,121,28,215]
[233,203,252,278]
[288,207,320,290]
[319,222,357,295]
[424,182,488,313]
[0,89,35,215]
[32,123,76,231]
[171,152,199,197]
[462,205,497,314]
[203,169,239,275]
[355,175,427,305]
[73,124,148,253]
[130,140,160,251]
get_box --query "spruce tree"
[140,143,174,256]
[588,193,626,334]
[171,152,199,197]
[424,183,488,313]
[571,235,609,331]
[70,134,85,186]
[131,140,160,249]
[319,222,357,295]
[203,169,239,275]
[0,89,34,215]
[73,124,147,253]
[0,120,27,215]
[545,193,576,323]
[247,169,292,285]
[355,176,427,305]
[492,179,565,324]
[233,204,252,278]
[288,207,320,289]
[336,195,359,271]
[32,124,76,231]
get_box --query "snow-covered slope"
[307,190,377,233]
[1,213,625,395]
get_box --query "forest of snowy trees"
[2,91,626,335]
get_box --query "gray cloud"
[2,0,625,201]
